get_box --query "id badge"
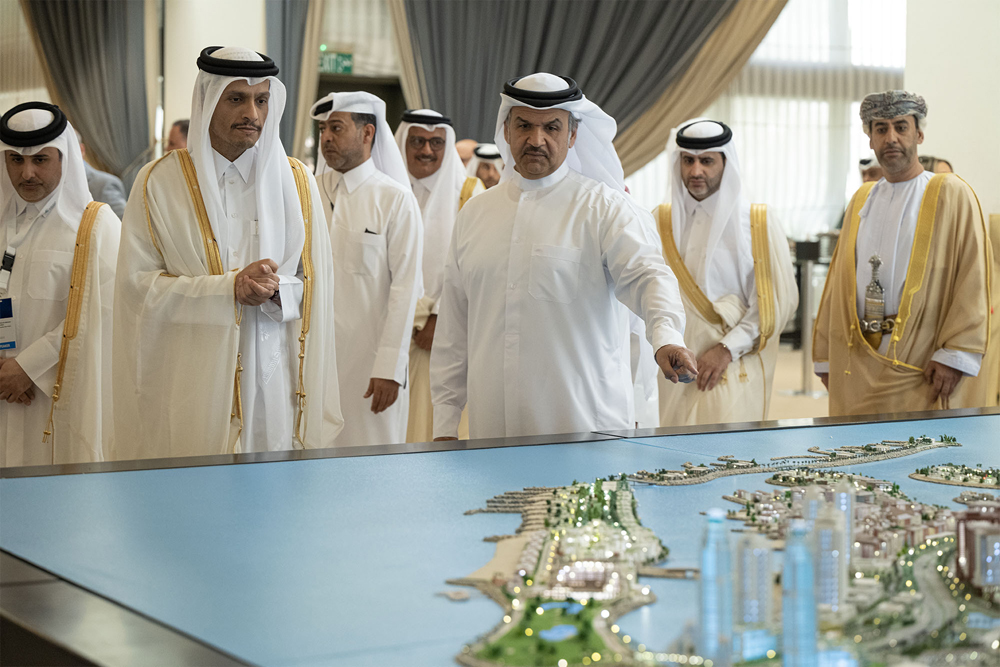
[0,297,15,350]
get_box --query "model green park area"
[459,476,664,667]
[475,599,611,666]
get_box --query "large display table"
[2,408,998,666]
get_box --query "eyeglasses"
[407,136,446,150]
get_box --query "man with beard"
[814,90,994,414]
[0,102,119,465]
[430,73,695,440]
[655,119,797,426]
[311,92,422,446]
[113,46,342,458]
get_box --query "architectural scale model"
[452,476,669,666]
[631,435,961,487]
[451,436,999,667]
[911,462,1000,489]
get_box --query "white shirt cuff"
[814,361,830,374]
[650,325,686,353]
[931,348,982,377]
[433,404,463,439]
[261,274,303,323]
[720,330,754,361]
[371,346,409,386]
[14,336,60,398]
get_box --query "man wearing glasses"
[394,110,483,442]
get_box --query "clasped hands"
[0,358,35,405]
[235,258,280,307]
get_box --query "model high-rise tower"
[700,508,733,667]
[735,532,772,626]
[782,520,818,667]
[833,480,854,571]
[814,505,848,616]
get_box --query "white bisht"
[655,119,798,425]
[0,103,119,465]
[112,47,342,459]
[430,73,688,439]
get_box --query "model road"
[866,553,956,652]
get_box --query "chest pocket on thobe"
[26,250,74,301]
[528,244,582,304]
[337,226,385,277]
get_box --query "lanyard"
[0,204,45,294]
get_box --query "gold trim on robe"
[458,177,480,211]
[814,174,994,414]
[43,201,104,451]
[656,204,724,327]
[287,157,315,444]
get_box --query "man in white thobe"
[394,109,484,442]
[1,102,119,466]
[656,119,797,426]
[310,92,422,446]
[430,73,696,440]
[113,46,342,459]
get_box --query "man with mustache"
[814,90,995,414]
[654,119,797,426]
[0,102,120,465]
[430,73,696,440]
[113,47,343,458]
[394,110,483,442]
[310,92,422,446]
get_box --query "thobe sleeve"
[720,220,761,360]
[430,225,468,439]
[14,319,63,397]
[601,202,686,351]
[261,267,303,323]
[930,349,982,377]
[370,193,423,384]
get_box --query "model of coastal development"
[449,435,1000,667]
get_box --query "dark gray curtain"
[22,0,149,189]
[266,0,311,151]
[403,0,737,142]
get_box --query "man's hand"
[655,344,698,384]
[817,372,829,389]
[924,360,962,402]
[235,259,280,307]
[364,378,400,414]
[695,343,732,391]
[0,359,35,404]
[413,314,437,351]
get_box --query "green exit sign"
[319,52,353,75]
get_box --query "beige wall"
[906,0,1000,217]
[163,0,267,134]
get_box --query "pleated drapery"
[266,0,326,159]
[396,0,736,145]
[614,0,787,176]
[21,0,149,189]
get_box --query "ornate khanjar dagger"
[863,254,886,348]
